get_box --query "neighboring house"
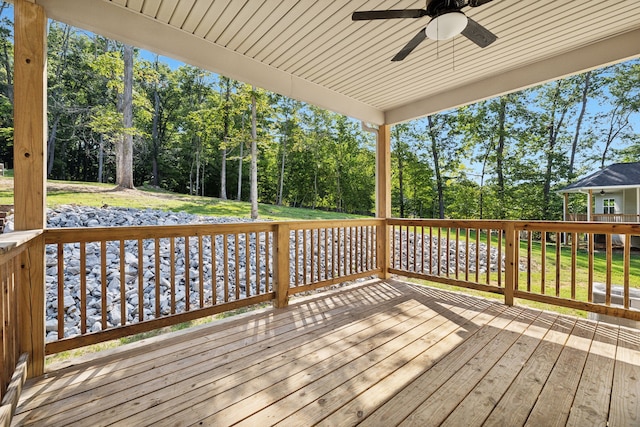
[559,162,640,222]
[559,162,640,247]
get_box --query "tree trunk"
[427,116,445,219]
[46,116,60,177]
[151,86,161,187]
[496,96,507,219]
[250,87,258,220]
[97,134,104,183]
[116,44,135,189]
[569,71,591,179]
[237,136,243,201]
[219,78,231,200]
[277,131,287,206]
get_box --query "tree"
[250,86,258,219]
[116,43,134,188]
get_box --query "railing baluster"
[154,238,160,317]
[337,228,341,277]
[465,228,470,282]
[255,231,258,295]
[80,242,87,334]
[624,234,631,309]
[120,240,126,325]
[571,232,577,300]
[198,235,204,307]
[475,228,480,283]
[266,232,271,292]
[233,233,240,301]
[57,243,64,339]
[527,231,532,292]
[170,238,176,314]
[245,232,251,298]
[294,230,299,286]
[303,230,308,284]
[310,228,315,282]
[541,232,546,295]
[391,225,395,270]
[223,234,229,303]
[437,227,442,275]
[455,228,460,280]
[212,234,217,304]
[184,236,190,311]
[497,228,502,287]
[606,234,612,306]
[429,226,433,274]
[324,227,329,280]
[486,228,491,285]
[446,228,450,277]
[101,240,108,329]
[587,232,593,302]
[555,232,561,297]
[138,239,144,321]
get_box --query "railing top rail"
[386,218,640,234]
[285,218,383,230]
[44,222,278,243]
[0,230,43,264]
[43,218,385,243]
[387,218,510,228]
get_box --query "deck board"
[13,279,640,426]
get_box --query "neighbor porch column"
[14,0,47,377]
[587,190,593,222]
[376,124,391,279]
[637,188,639,222]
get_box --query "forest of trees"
[0,8,639,220]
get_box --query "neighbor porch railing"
[4,217,640,415]
[567,213,640,222]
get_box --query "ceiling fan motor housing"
[426,0,467,17]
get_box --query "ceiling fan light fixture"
[425,12,468,40]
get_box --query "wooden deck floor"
[13,279,640,426]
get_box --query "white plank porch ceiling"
[37,0,640,124]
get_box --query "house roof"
[37,0,640,125]
[559,163,640,193]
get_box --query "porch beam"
[376,124,391,279]
[14,0,47,378]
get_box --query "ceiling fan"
[352,0,498,61]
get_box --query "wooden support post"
[14,0,47,378]
[504,222,516,306]
[274,223,290,308]
[17,235,45,378]
[376,124,391,279]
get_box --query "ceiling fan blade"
[352,9,427,21]
[391,29,427,61]
[461,17,497,48]
[468,0,494,6]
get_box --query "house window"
[603,198,615,214]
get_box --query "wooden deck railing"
[44,223,279,354]
[6,216,640,389]
[389,219,640,322]
[42,219,382,355]
[287,220,383,295]
[0,230,43,425]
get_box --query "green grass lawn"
[0,175,366,221]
